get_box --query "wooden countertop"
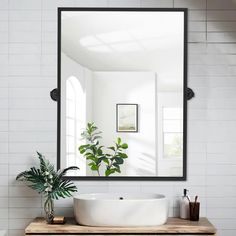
[25,217,217,235]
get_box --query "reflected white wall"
[92,72,157,176]
[61,55,184,177]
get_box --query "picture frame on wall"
[116,104,138,132]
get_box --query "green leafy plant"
[79,122,128,177]
[16,152,79,223]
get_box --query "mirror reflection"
[59,9,186,178]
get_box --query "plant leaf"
[117,137,121,145]
[16,152,78,200]
[121,143,128,149]
[108,146,115,151]
[114,157,124,165]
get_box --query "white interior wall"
[0,0,236,236]
[62,56,182,177]
[92,71,156,176]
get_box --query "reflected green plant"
[79,122,128,176]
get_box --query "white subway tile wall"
[0,0,236,235]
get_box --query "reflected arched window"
[66,76,86,175]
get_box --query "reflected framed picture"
[116,104,138,132]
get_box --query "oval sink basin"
[74,193,169,227]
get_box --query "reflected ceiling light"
[80,36,102,47]
[129,29,162,40]
[96,30,132,43]
[140,37,181,50]
[110,42,142,52]
[62,12,79,19]
[140,39,165,50]
[88,45,111,53]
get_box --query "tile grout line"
[40,0,43,217]
[7,0,10,234]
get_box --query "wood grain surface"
[25,217,217,235]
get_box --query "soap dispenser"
[180,189,190,219]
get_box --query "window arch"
[66,76,86,175]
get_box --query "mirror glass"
[59,9,187,179]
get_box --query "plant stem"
[44,196,54,224]
[108,147,118,169]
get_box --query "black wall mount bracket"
[50,88,58,101]
[50,87,195,101]
[187,88,195,100]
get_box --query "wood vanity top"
[25,217,217,235]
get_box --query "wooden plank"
[28,235,217,236]
[25,217,217,235]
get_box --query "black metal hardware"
[57,7,188,181]
[187,88,195,100]
[50,88,58,101]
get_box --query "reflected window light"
[80,36,102,47]
[96,30,133,43]
[129,28,161,39]
[66,76,86,175]
[110,42,142,52]
[164,133,183,158]
[88,45,112,53]
[162,107,183,159]
[163,107,183,119]
[62,12,80,19]
[140,39,163,50]
[79,29,175,53]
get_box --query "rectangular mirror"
[58,8,187,180]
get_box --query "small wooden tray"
[53,216,65,224]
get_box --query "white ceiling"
[61,11,184,89]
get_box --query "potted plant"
[16,152,79,224]
[79,122,128,176]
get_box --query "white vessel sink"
[74,193,168,227]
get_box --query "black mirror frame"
[57,7,188,181]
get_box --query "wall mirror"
[58,8,187,180]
